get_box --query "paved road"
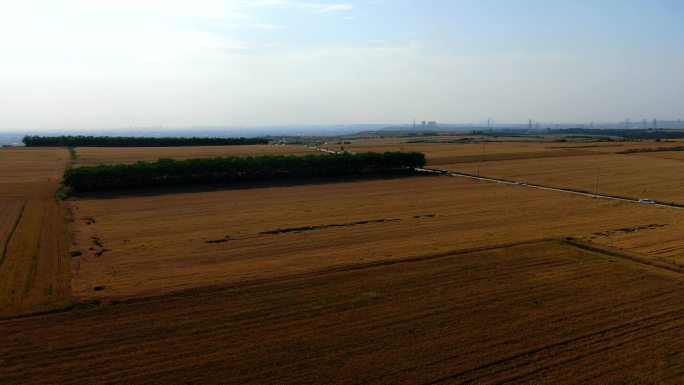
[415,167,684,211]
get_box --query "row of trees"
[620,146,684,154]
[23,135,269,147]
[63,152,427,192]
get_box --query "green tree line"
[620,146,684,154]
[22,135,268,147]
[63,152,426,192]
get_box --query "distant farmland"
[74,144,317,165]
[330,138,684,166]
[442,153,684,204]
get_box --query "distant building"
[427,121,437,128]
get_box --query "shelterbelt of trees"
[620,146,684,154]
[22,135,269,147]
[63,152,427,192]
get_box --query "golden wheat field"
[4,141,684,384]
[66,174,684,302]
[0,148,70,316]
[330,138,684,165]
[442,153,684,204]
[5,241,684,384]
[74,144,317,166]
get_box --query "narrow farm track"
[3,241,684,384]
[0,200,25,264]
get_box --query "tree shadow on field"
[69,172,436,200]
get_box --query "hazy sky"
[1,0,683,131]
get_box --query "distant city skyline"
[1,0,683,131]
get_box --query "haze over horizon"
[1,0,683,132]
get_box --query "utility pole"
[594,168,600,198]
[481,141,485,162]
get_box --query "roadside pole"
[594,168,600,198]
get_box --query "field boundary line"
[1,238,556,320]
[427,150,607,165]
[9,237,674,321]
[318,238,556,273]
[0,201,26,266]
[561,238,684,274]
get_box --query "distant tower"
[642,119,647,130]
[653,118,658,129]
[528,119,532,130]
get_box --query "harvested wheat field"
[74,144,316,166]
[587,220,684,264]
[442,153,684,204]
[0,148,71,316]
[0,200,24,247]
[329,139,684,166]
[67,174,684,302]
[4,241,684,384]
[6,141,684,384]
[636,151,684,161]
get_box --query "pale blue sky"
[0,0,682,130]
